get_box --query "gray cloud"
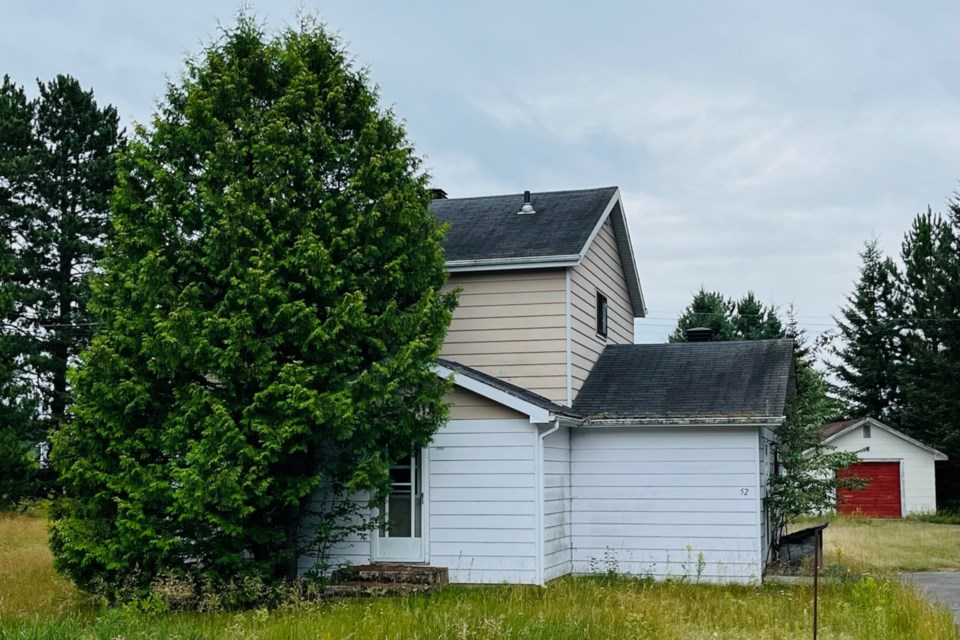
[2,0,958,345]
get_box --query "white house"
[302,187,794,585]
[823,417,947,517]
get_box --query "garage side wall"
[831,426,937,514]
[570,426,762,583]
[428,418,540,584]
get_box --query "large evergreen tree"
[51,16,457,599]
[0,74,121,452]
[830,239,903,421]
[0,77,39,506]
[896,203,960,504]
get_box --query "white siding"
[570,426,763,583]
[569,219,635,397]
[543,425,572,581]
[830,424,939,514]
[299,489,372,575]
[428,419,540,584]
[442,270,568,404]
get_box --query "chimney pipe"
[685,327,714,343]
[518,190,536,215]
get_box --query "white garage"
[822,418,947,516]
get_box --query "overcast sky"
[3,1,958,343]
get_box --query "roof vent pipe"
[518,190,536,215]
[685,327,714,342]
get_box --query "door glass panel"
[388,491,412,537]
[380,453,421,539]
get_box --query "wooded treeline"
[832,197,960,506]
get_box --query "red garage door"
[837,462,902,518]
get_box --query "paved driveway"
[903,571,960,627]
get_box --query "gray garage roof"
[430,187,618,265]
[572,340,794,421]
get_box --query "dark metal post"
[813,529,820,640]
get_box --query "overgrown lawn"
[795,513,960,572]
[1,513,957,639]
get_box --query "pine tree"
[0,76,39,506]
[830,239,903,421]
[51,15,457,599]
[0,74,121,451]
[897,210,957,452]
[669,289,734,341]
[732,292,785,341]
[669,288,783,342]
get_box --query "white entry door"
[374,452,424,562]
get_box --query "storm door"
[374,452,424,562]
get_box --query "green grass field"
[1,512,957,639]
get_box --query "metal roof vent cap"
[685,327,714,342]
[518,190,536,215]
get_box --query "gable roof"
[435,358,578,423]
[572,339,794,422]
[820,417,948,460]
[431,187,646,317]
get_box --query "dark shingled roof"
[821,419,862,439]
[572,340,794,419]
[430,187,618,263]
[437,358,577,417]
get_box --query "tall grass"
[795,515,960,572]
[1,577,956,639]
[1,513,957,639]
[0,512,95,619]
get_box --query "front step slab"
[332,563,448,587]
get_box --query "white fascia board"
[434,364,553,424]
[608,194,647,318]
[446,255,580,272]
[579,416,785,428]
[576,188,621,263]
[575,188,647,319]
[823,417,948,460]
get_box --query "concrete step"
[323,581,442,598]
[332,564,448,587]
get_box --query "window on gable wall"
[596,292,608,338]
[863,423,871,438]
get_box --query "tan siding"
[445,387,525,421]
[569,219,636,398]
[442,269,568,404]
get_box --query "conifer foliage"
[1,74,120,503]
[669,288,783,342]
[51,16,457,598]
[830,240,903,421]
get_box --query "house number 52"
[740,488,749,496]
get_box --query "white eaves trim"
[823,417,948,460]
[434,363,555,424]
[445,255,580,272]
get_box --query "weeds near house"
[1,513,957,639]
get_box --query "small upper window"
[863,423,871,439]
[596,292,608,338]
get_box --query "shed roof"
[572,339,794,420]
[820,417,948,460]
